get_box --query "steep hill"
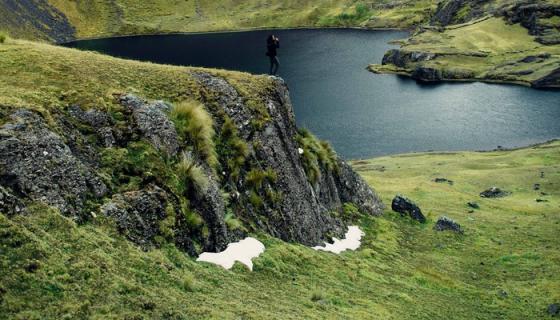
[0,0,438,42]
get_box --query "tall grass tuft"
[171,101,218,169]
[296,128,339,184]
[176,152,209,195]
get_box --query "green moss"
[158,203,176,243]
[216,116,249,183]
[224,209,244,231]
[342,202,361,220]
[248,190,264,209]
[100,141,172,193]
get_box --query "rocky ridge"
[0,73,384,254]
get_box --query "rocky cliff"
[0,71,383,255]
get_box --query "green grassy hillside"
[370,0,560,88]
[370,17,560,87]
[1,0,438,41]
[0,37,272,122]
[2,137,559,318]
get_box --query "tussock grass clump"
[296,128,338,184]
[176,152,209,195]
[171,101,218,169]
[0,31,7,44]
[246,168,278,190]
[310,290,326,302]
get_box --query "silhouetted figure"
[266,35,280,75]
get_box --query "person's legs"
[273,57,280,75]
[269,56,275,75]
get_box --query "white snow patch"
[196,237,265,271]
[312,226,364,254]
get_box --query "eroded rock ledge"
[0,74,383,254]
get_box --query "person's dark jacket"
[267,39,280,57]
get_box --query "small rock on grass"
[480,187,510,198]
[434,177,453,185]
[434,216,463,233]
[391,195,426,223]
[467,202,480,209]
[548,303,559,317]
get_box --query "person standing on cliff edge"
[266,35,280,75]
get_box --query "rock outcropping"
[0,74,384,255]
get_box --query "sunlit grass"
[2,141,558,319]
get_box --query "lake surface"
[65,29,560,159]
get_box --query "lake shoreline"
[58,26,411,45]
[349,138,560,161]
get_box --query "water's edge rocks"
[0,73,384,255]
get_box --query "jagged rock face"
[101,185,171,249]
[193,72,384,246]
[119,95,180,157]
[431,0,486,26]
[500,2,560,44]
[68,106,118,148]
[0,0,75,43]
[0,74,384,254]
[0,110,107,220]
[532,67,560,88]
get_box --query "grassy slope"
[0,38,559,319]
[2,140,559,319]
[2,0,438,40]
[0,37,274,124]
[369,17,560,86]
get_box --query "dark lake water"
[65,29,560,159]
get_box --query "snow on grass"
[196,237,265,270]
[312,226,364,254]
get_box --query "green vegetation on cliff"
[2,140,558,319]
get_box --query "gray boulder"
[101,185,172,249]
[480,187,510,198]
[548,303,560,317]
[0,185,25,216]
[119,94,180,157]
[68,105,117,147]
[392,195,426,223]
[434,216,463,233]
[0,110,107,220]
